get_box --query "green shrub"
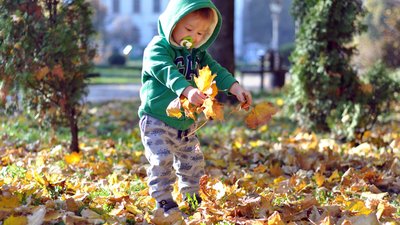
[0,1,96,151]
[289,0,400,140]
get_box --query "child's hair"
[191,7,213,21]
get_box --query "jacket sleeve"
[143,41,190,97]
[199,51,238,92]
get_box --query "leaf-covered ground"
[0,97,399,225]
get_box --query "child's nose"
[193,35,201,44]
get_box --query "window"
[133,0,141,13]
[112,0,119,13]
[153,0,161,13]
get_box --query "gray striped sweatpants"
[139,114,205,202]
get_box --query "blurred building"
[93,0,294,64]
[94,0,169,62]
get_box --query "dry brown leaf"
[51,64,64,80]
[245,102,278,129]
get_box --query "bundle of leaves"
[167,66,224,121]
[167,66,279,131]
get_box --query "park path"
[86,74,279,103]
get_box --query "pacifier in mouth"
[180,36,193,49]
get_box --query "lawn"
[88,66,142,84]
[0,93,399,224]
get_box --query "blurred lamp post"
[269,0,284,87]
[269,0,282,52]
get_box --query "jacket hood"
[157,0,221,51]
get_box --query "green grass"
[88,76,141,84]
[0,100,142,150]
[88,66,141,84]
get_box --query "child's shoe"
[150,199,185,225]
[158,199,179,213]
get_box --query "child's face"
[172,12,210,48]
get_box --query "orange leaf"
[202,99,224,121]
[245,102,278,129]
[52,65,64,80]
[65,152,82,165]
[205,81,218,98]
[35,66,50,81]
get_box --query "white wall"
[101,0,169,48]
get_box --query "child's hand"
[229,82,252,110]
[182,86,207,106]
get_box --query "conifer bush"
[0,0,96,151]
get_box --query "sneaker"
[150,199,185,225]
[157,199,179,212]
[150,207,185,225]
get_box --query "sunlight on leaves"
[64,152,82,165]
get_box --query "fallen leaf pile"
[0,99,399,224]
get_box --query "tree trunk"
[68,107,80,152]
[208,0,236,103]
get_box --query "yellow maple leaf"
[0,196,20,211]
[181,98,197,120]
[65,152,82,165]
[245,102,279,129]
[314,172,325,187]
[166,97,182,119]
[194,65,216,93]
[327,170,340,183]
[268,211,285,225]
[4,215,27,225]
[345,200,373,215]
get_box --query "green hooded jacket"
[138,0,238,130]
